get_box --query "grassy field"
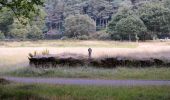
[0,83,170,100]
[0,40,138,48]
[0,40,170,100]
[2,67,170,80]
[1,40,170,68]
[0,40,137,69]
[1,40,170,80]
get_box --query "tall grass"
[3,67,170,80]
[1,40,170,80]
[1,45,170,68]
[1,40,170,69]
[0,40,138,48]
[0,83,170,100]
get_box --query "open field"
[0,83,170,100]
[1,40,170,99]
[2,67,170,80]
[1,41,170,67]
[0,40,138,48]
[0,40,137,69]
[0,40,170,80]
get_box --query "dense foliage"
[107,7,133,40]
[138,2,170,38]
[107,0,170,40]
[115,15,146,41]
[0,30,5,39]
[0,0,170,40]
[64,14,96,39]
[0,6,45,40]
[0,0,44,19]
[0,8,13,35]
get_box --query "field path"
[4,77,170,86]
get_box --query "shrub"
[110,33,122,40]
[45,34,63,39]
[76,35,89,40]
[0,31,5,39]
[8,19,29,39]
[9,29,28,39]
[138,32,154,41]
[60,36,69,40]
[64,14,96,38]
[92,31,111,40]
[27,25,44,40]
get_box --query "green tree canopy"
[8,18,29,39]
[138,2,170,34]
[163,0,170,10]
[115,15,147,40]
[0,0,44,19]
[27,25,43,39]
[64,14,96,38]
[107,7,133,34]
[0,30,5,39]
[0,6,45,39]
[0,7,13,34]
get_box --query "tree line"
[0,0,170,41]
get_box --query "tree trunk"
[129,34,131,42]
[135,34,139,43]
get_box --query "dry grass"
[0,40,138,48]
[1,40,170,70]
[1,40,170,80]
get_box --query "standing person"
[88,48,92,59]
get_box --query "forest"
[0,0,170,41]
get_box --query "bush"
[92,31,111,40]
[76,35,89,40]
[8,19,29,39]
[138,32,154,41]
[110,33,122,40]
[60,36,69,40]
[27,26,44,40]
[0,31,5,39]
[64,14,96,38]
[9,29,28,39]
[45,34,63,39]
